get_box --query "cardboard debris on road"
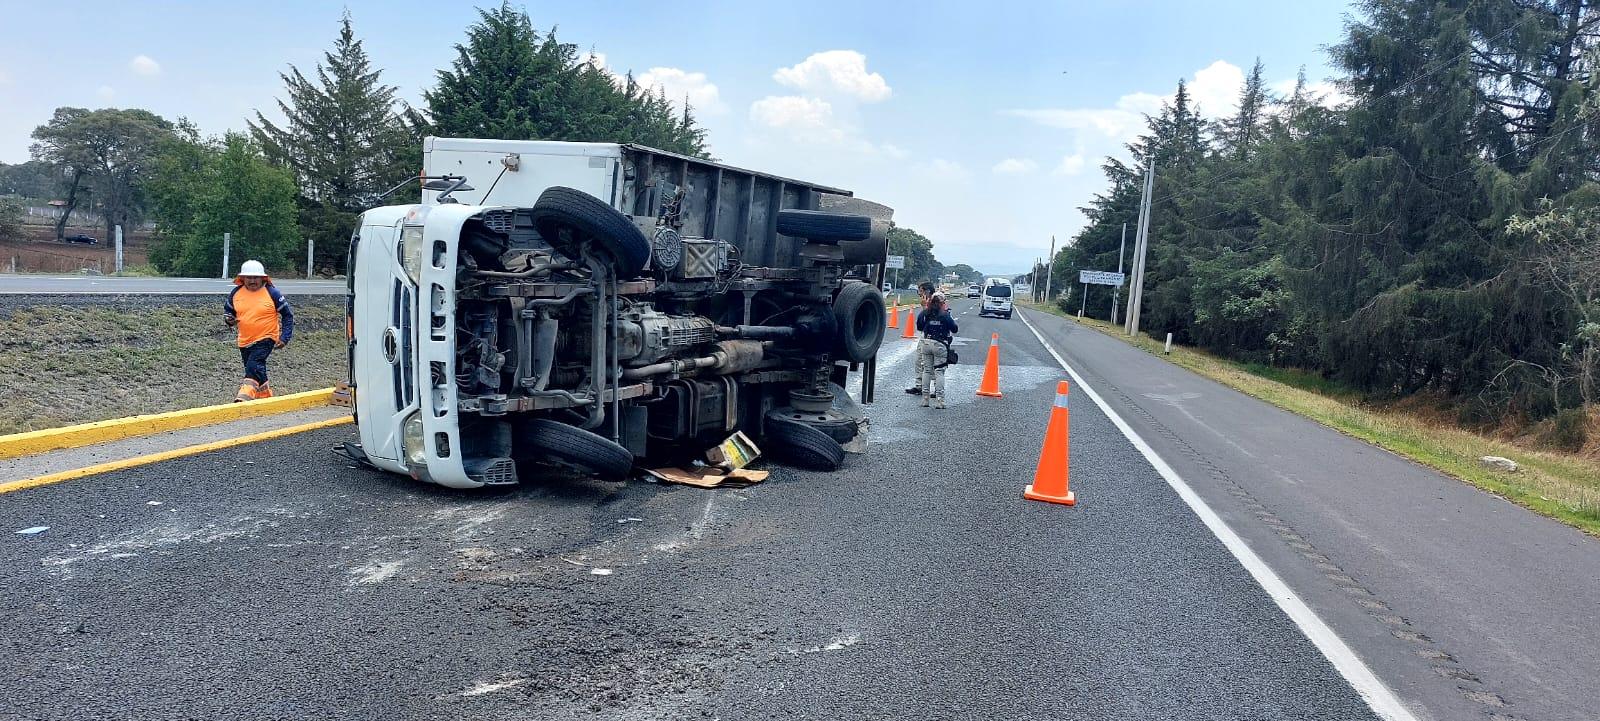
[645,431,769,488]
[644,466,769,489]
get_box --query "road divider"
[0,415,352,495]
[976,333,1003,398]
[1024,380,1075,506]
[0,387,336,461]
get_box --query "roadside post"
[114,225,124,274]
[1165,333,1174,354]
[221,232,231,279]
[1044,235,1056,302]
[1112,222,1126,324]
[306,238,315,279]
[886,254,904,295]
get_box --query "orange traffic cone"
[1024,381,1075,505]
[888,304,900,329]
[901,309,918,339]
[975,332,1003,397]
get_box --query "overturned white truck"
[341,138,892,488]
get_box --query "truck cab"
[343,139,892,487]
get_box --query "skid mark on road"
[349,559,404,585]
[1029,312,1517,720]
[40,511,293,577]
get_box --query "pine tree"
[248,12,413,273]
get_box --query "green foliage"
[0,160,61,199]
[424,2,708,157]
[249,13,416,274]
[30,107,175,241]
[0,197,23,240]
[148,134,299,278]
[886,226,944,286]
[946,264,983,284]
[1055,0,1600,425]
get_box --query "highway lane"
[0,297,1381,720]
[0,275,346,295]
[1021,302,1600,721]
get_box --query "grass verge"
[0,296,346,435]
[1021,300,1600,536]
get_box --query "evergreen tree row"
[1057,0,1600,433]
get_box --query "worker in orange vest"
[224,260,295,402]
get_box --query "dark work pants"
[240,339,274,383]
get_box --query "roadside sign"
[885,255,906,269]
[1079,270,1125,287]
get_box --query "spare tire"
[776,209,872,242]
[530,187,651,279]
[764,416,846,471]
[832,281,886,364]
[514,418,634,481]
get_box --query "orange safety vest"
[231,285,283,348]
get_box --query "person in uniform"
[905,281,938,395]
[916,292,957,408]
[224,260,295,402]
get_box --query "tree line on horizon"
[2,3,710,276]
[1055,0,1599,438]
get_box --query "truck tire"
[530,187,651,279]
[515,418,634,480]
[763,416,846,471]
[776,209,872,242]
[832,281,886,364]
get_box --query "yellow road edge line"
[0,387,336,461]
[0,415,353,495]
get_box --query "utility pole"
[221,232,231,279]
[1043,235,1056,302]
[1112,222,1126,324]
[1126,160,1155,336]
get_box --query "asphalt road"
[0,275,347,295]
[1023,304,1600,721]
[1,297,1398,719]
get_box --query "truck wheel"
[832,281,886,364]
[764,416,846,471]
[530,187,651,279]
[776,209,872,242]
[514,418,634,480]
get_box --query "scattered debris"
[15,526,49,535]
[590,568,614,576]
[644,466,769,489]
[560,557,586,567]
[1478,456,1520,473]
[459,678,528,697]
[146,501,163,506]
[349,560,404,585]
[706,431,760,470]
[616,517,644,525]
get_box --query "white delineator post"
[114,225,124,274]
[222,232,231,279]
[307,238,315,279]
[1165,332,1173,354]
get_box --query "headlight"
[399,225,424,282]
[402,411,426,466]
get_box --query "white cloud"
[1188,60,1245,118]
[774,50,891,103]
[917,158,970,183]
[635,66,726,115]
[1053,154,1087,176]
[129,55,161,77]
[992,158,1038,175]
[751,95,836,134]
[96,85,116,101]
[879,143,910,160]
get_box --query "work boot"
[904,386,922,395]
[921,394,930,408]
[256,382,274,399]
[235,378,260,403]
[933,395,946,409]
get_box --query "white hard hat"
[238,260,267,277]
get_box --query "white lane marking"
[1015,309,1419,721]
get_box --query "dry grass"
[0,297,346,434]
[1022,301,1600,536]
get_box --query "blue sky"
[0,1,1355,273]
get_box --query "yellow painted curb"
[0,387,336,461]
[0,416,353,495]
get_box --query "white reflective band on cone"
[1054,393,1070,409]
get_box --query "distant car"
[966,284,981,298]
[978,279,1014,319]
[882,282,892,292]
[63,234,98,244]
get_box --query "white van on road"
[978,278,1013,319]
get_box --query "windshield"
[985,285,1012,298]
